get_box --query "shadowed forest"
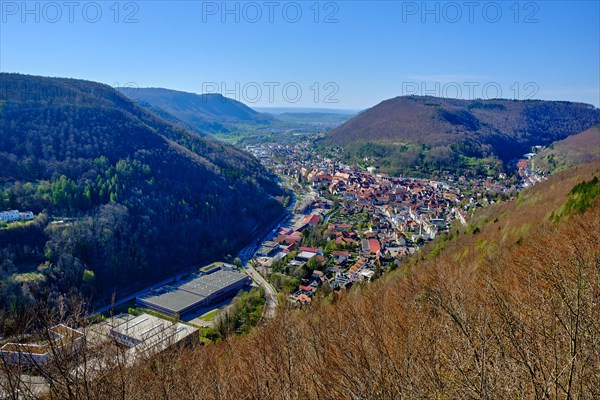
[0,74,285,334]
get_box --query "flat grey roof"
[297,251,316,260]
[137,287,204,314]
[110,313,198,352]
[111,314,166,341]
[180,270,248,297]
[137,270,250,314]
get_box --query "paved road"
[236,212,287,320]
[237,182,296,319]
[244,261,278,318]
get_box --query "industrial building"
[109,313,197,354]
[136,269,251,317]
[0,324,84,366]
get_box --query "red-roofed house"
[278,227,294,236]
[299,285,316,294]
[332,250,350,262]
[295,294,312,305]
[312,270,324,280]
[282,243,298,254]
[283,234,302,244]
[303,214,321,227]
[368,238,381,254]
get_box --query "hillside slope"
[0,74,284,330]
[323,95,600,176]
[15,161,598,399]
[533,125,600,173]
[131,162,600,398]
[121,87,275,134]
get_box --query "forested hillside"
[323,95,600,176]
[533,125,600,173]
[120,87,274,134]
[0,74,284,333]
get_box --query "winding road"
[244,261,278,318]
[237,180,296,319]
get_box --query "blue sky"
[1,1,599,109]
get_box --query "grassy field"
[12,272,45,283]
[198,309,219,321]
[0,219,36,230]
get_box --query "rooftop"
[109,314,198,358]
[137,270,250,315]
[1,324,84,355]
[137,287,204,315]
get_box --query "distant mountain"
[272,112,355,127]
[323,95,600,176]
[533,126,600,173]
[134,99,210,137]
[120,87,275,134]
[255,107,360,115]
[0,73,284,328]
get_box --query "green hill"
[120,87,275,134]
[322,95,600,176]
[0,73,284,331]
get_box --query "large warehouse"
[109,313,197,349]
[137,269,251,317]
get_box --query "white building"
[20,211,34,220]
[0,210,20,222]
[109,313,197,360]
[0,325,84,366]
[0,210,34,222]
